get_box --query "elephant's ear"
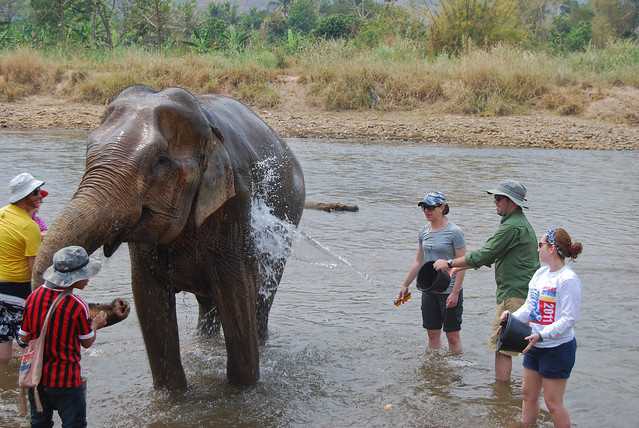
[194,132,236,228]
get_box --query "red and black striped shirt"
[19,284,93,388]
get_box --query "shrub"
[0,48,60,100]
[234,82,280,108]
[354,5,427,48]
[445,45,554,115]
[427,0,527,55]
[315,14,359,39]
[550,15,592,52]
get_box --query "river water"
[0,130,637,427]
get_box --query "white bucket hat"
[43,246,102,289]
[8,172,45,204]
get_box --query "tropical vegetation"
[1,0,638,118]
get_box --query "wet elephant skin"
[32,85,306,390]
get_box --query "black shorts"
[421,290,463,332]
[523,338,577,379]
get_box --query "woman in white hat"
[0,173,45,364]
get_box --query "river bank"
[1,94,637,150]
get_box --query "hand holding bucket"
[497,311,532,353]
[416,261,451,293]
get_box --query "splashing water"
[250,197,296,299]
[249,155,296,300]
[296,230,375,285]
[249,154,376,301]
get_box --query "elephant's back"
[198,95,273,140]
[198,95,305,225]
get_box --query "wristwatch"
[447,259,454,268]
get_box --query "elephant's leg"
[214,266,260,385]
[256,259,285,342]
[195,295,221,337]
[130,246,187,390]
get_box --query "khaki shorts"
[489,297,526,356]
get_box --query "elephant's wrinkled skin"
[32,86,305,389]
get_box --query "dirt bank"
[1,93,637,151]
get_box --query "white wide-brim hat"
[43,246,102,288]
[9,172,45,203]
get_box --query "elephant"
[32,85,305,390]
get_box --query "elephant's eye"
[155,155,173,170]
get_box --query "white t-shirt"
[511,264,582,348]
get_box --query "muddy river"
[1,130,638,427]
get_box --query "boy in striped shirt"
[19,246,107,427]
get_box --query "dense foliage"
[1,1,638,118]
[0,0,637,53]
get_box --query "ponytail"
[554,228,583,260]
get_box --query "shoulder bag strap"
[39,290,71,339]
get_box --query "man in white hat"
[434,179,539,382]
[0,173,46,364]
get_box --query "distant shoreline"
[1,95,637,151]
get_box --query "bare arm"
[399,246,424,298]
[446,247,466,308]
[80,311,107,348]
[434,254,470,272]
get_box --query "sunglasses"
[30,188,41,197]
[538,242,552,249]
[422,205,441,211]
[494,195,507,202]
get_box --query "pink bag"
[17,291,69,415]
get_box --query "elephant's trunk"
[32,176,138,287]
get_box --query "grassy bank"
[1,41,639,123]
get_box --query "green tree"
[548,1,593,51]
[516,0,560,42]
[260,11,288,42]
[269,0,293,17]
[239,7,267,32]
[120,0,172,47]
[315,14,359,39]
[354,4,424,47]
[30,0,93,42]
[592,0,639,39]
[287,0,318,33]
[175,0,200,41]
[550,15,592,51]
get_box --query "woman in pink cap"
[31,189,48,237]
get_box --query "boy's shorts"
[489,297,525,355]
[523,338,577,379]
[0,301,24,343]
[421,290,463,332]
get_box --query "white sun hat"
[8,172,45,204]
